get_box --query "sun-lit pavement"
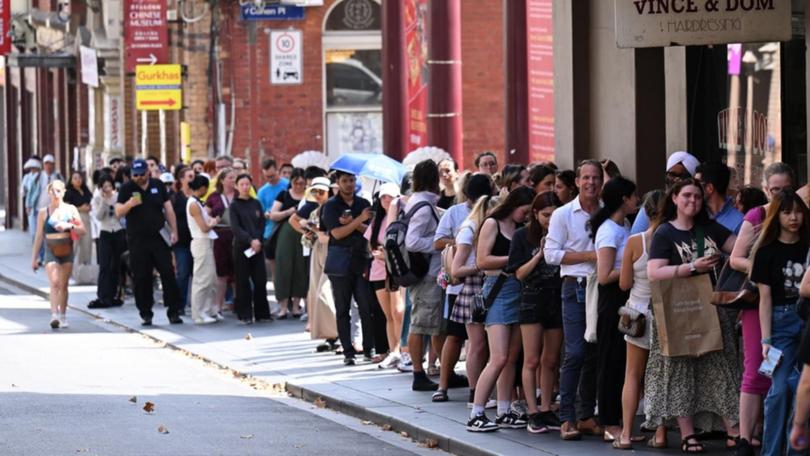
[0,289,435,456]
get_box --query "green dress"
[273,191,308,301]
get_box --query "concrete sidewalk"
[0,230,731,455]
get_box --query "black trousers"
[129,235,182,320]
[370,288,390,355]
[596,282,629,426]
[97,230,127,305]
[233,247,271,321]
[330,273,375,359]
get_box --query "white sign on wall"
[615,0,791,48]
[270,29,302,85]
[80,46,99,87]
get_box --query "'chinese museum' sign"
[124,0,169,72]
[615,0,791,48]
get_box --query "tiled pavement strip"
[0,230,732,455]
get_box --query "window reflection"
[325,49,382,108]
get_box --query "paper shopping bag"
[651,274,723,357]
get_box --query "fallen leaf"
[272,383,285,394]
[143,401,155,413]
[400,431,409,438]
[128,396,137,403]
[75,449,90,454]
[240,434,254,439]
[245,333,253,340]
[424,438,439,448]
[157,425,169,434]
[361,420,371,425]
[11,384,17,388]
[382,424,393,431]
[313,397,326,408]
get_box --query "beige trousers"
[190,238,216,321]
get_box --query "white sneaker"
[210,313,225,321]
[59,314,69,329]
[396,352,414,372]
[378,352,401,369]
[50,313,60,329]
[194,315,217,325]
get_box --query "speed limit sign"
[270,30,302,85]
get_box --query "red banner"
[405,0,429,150]
[124,0,169,72]
[526,0,554,163]
[0,0,10,56]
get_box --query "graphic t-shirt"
[649,221,731,265]
[750,240,809,305]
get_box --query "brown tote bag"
[651,274,723,357]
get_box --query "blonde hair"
[47,179,66,194]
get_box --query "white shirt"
[434,202,471,295]
[595,219,630,270]
[544,196,599,278]
[187,197,218,240]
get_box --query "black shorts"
[518,287,562,329]
[371,280,387,291]
[444,294,468,340]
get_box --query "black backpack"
[384,201,438,287]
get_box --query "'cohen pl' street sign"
[125,0,169,72]
[241,4,305,21]
[615,0,791,48]
[135,64,182,111]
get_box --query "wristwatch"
[689,261,697,275]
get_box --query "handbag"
[617,305,646,337]
[471,273,507,323]
[324,244,352,277]
[711,260,759,310]
[45,232,73,257]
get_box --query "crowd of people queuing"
[22,147,810,455]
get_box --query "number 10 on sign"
[270,30,302,85]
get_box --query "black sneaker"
[343,357,356,366]
[87,299,110,309]
[412,372,439,391]
[448,373,469,389]
[141,318,153,327]
[496,410,528,429]
[467,413,499,432]
[111,298,124,307]
[168,316,183,324]
[527,413,549,434]
[538,410,561,430]
[735,438,755,456]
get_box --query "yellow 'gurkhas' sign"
[135,64,182,111]
[615,0,791,48]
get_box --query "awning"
[7,53,75,68]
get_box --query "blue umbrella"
[330,153,406,185]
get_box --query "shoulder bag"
[471,273,507,324]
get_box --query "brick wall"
[460,1,506,169]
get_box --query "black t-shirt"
[649,221,731,265]
[322,194,371,272]
[506,227,561,291]
[64,187,91,208]
[438,191,455,210]
[798,325,810,365]
[275,191,301,224]
[751,240,808,305]
[171,192,192,247]
[118,178,169,239]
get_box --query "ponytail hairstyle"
[465,194,496,238]
[751,190,810,262]
[589,176,636,241]
[527,191,562,245]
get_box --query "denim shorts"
[482,275,520,326]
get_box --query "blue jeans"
[173,246,192,311]
[401,289,412,348]
[559,278,598,423]
[762,305,805,456]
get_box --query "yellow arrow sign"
[135,64,182,87]
[136,89,182,111]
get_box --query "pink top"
[744,205,766,227]
[364,216,390,281]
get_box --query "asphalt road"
[0,290,433,456]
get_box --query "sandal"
[431,389,448,402]
[680,435,705,454]
[647,435,668,449]
[612,439,632,450]
[726,434,739,449]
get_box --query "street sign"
[80,46,99,88]
[241,4,305,21]
[0,0,10,55]
[135,64,182,111]
[124,0,169,73]
[270,30,302,85]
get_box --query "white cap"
[666,151,700,176]
[379,182,401,198]
[43,154,55,164]
[23,158,42,169]
[159,172,175,183]
[310,177,330,192]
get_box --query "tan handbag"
[651,274,723,357]
[45,232,73,257]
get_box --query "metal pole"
[428,0,463,166]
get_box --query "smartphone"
[342,209,352,218]
[367,210,376,220]
[758,346,783,379]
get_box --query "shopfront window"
[323,0,382,157]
